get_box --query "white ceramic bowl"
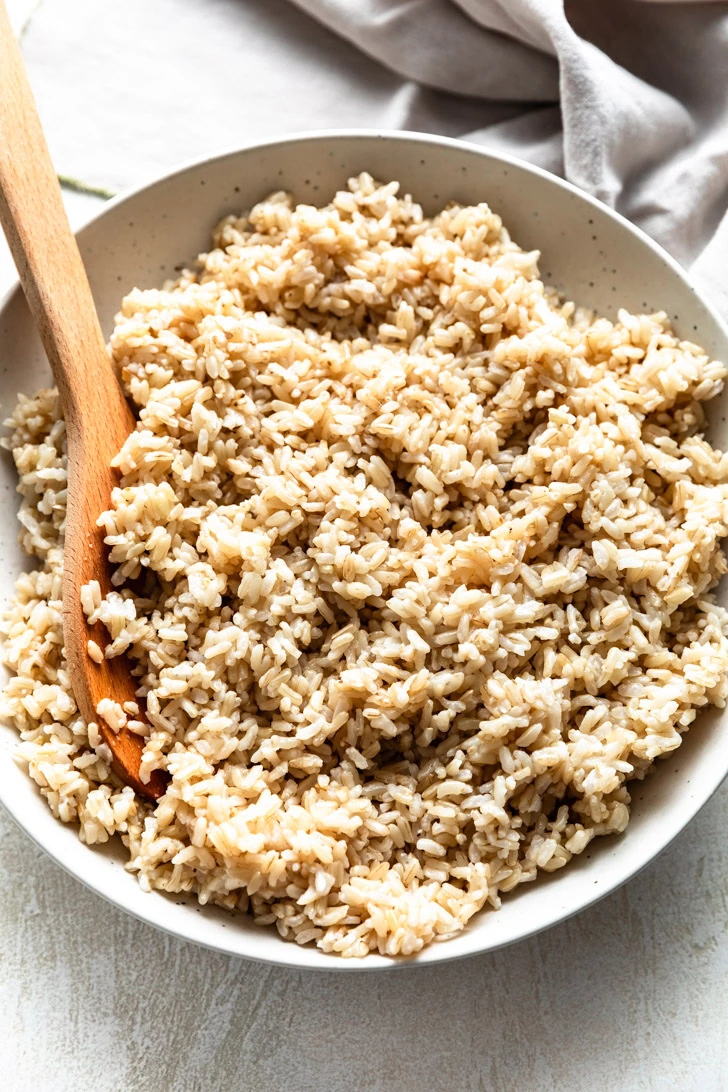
[2,131,727,971]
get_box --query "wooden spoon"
[0,2,165,800]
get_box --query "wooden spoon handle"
[0,2,164,799]
[0,2,114,428]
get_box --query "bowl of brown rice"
[2,131,728,968]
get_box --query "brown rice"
[3,174,728,957]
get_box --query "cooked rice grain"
[3,174,728,957]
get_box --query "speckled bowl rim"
[2,129,728,971]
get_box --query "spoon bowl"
[0,0,164,799]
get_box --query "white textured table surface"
[2,3,728,1089]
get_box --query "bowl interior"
[1,131,727,970]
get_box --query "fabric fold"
[19,0,728,310]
